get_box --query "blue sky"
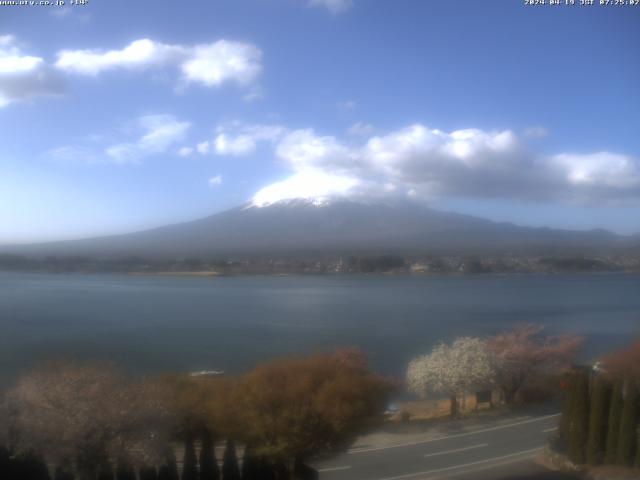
[1,0,639,244]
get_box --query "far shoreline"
[1,269,639,278]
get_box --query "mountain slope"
[2,200,636,258]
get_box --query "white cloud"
[552,152,640,190]
[214,134,256,156]
[308,0,353,14]
[178,146,194,157]
[105,115,190,164]
[51,6,91,22]
[55,38,262,89]
[180,41,261,87]
[275,129,352,171]
[0,35,64,107]
[0,41,41,74]
[166,122,287,160]
[249,123,640,206]
[46,115,191,165]
[45,145,99,165]
[196,141,210,155]
[208,175,223,187]
[213,123,286,156]
[252,169,360,207]
[363,125,522,185]
[55,39,183,75]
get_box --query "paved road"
[312,412,564,480]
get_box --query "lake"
[0,272,639,387]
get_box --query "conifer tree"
[35,452,52,480]
[240,448,280,480]
[199,429,219,480]
[221,440,240,480]
[97,460,114,480]
[253,456,277,480]
[240,447,258,480]
[294,458,318,480]
[140,465,159,480]
[116,458,136,480]
[616,379,638,466]
[558,375,571,452]
[567,369,590,464]
[260,460,277,480]
[182,436,199,480]
[586,375,611,465]
[14,450,50,480]
[54,465,75,480]
[605,379,624,464]
[270,460,287,480]
[158,450,179,480]
[0,446,10,480]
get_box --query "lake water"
[0,272,639,387]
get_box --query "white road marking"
[348,414,560,454]
[317,465,352,473]
[425,450,543,479]
[375,447,543,480]
[423,443,488,458]
[542,427,558,433]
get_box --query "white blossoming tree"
[407,337,496,418]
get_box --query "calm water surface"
[1,272,639,386]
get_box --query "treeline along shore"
[1,253,640,275]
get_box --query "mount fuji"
[3,199,637,259]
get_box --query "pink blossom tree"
[487,324,583,404]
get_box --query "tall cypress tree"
[14,450,50,480]
[586,375,612,465]
[270,460,287,480]
[241,448,279,480]
[567,369,590,464]
[182,436,199,480]
[240,447,258,480]
[36,452,51,480]
[605,379,624,464]
[116,458,137,480]
[558,372,573,453]
[221,440,240,480]
[97,460,114,480]
[294,458,318,480]
[158,449,179,480]
[616,379,638,467]
[260,459,278,480]
[54,465,76,480]
[199,429,219,480]
[140,465,159,480]
[0,446,10,480]
[252,456,277,480]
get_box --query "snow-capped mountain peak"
[246,196,333,209]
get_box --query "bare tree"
[6,362,171,478]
